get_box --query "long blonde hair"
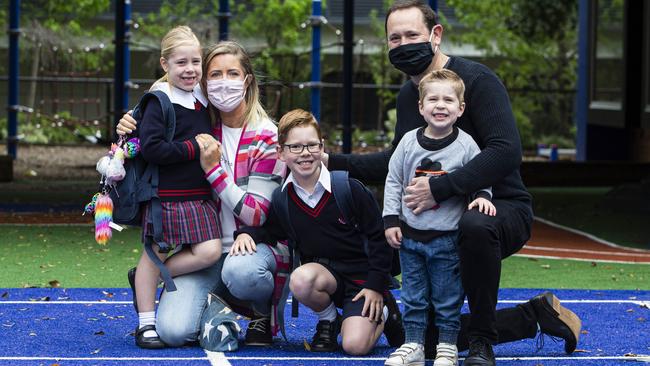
[202,41,269,128]
[151,25,201,89]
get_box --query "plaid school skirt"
[141,199,220,246]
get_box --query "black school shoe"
[127,267,138,313]
[310,314,341,352]
[384,291,405,347]
[464,337,495,366]
[135,325,166,349]
[244,316,273,346]
[530,291,582,354]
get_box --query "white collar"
[282,162,331,193]
[149,82,208,110]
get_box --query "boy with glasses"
[233,109,404,355]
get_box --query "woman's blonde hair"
[151,25,201,89]
[202,41,269,128]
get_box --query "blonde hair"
[151,26,201,89]
[418,69,465,104]
[202,41,269,128]
[277,109,321,146]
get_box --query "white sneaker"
[385,342,425,366]
[433,343,458,366]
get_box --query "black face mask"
[388,41,435,76]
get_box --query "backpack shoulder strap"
[330,170,356,230]
[133,90,176,142]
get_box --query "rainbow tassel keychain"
[94,193,114,245]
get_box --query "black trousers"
[426,198,535,349]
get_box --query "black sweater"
[329,56,532,206]
[139,100,212,202]
[235,181,393,293]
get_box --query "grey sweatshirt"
[383,126,491,232]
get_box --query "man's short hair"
[385,0,439,34]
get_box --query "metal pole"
[575,0,589,161]
[114,0,131,132]
[218,0,230,41]
[7,0,20,159]
[310,0,322,121]
[341,0,353,153]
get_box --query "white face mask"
[206,76,247,112]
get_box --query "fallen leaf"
[2,322,15,327]
[590,262,597,267]
[303,339,312,351]
[94,330,105,336]
[637,317,646,322]
[580,330,589,334]
[29,332,37,336]
[90,349,101,354]
[626,309,634,313]
[624,353,637,357]
[540,264,551,269]
[527,258,538,262]
[48,280,61,288]
[573,349,591,353]
[1,292,8,298]
[87,317,99,321]
[102,291,114,298]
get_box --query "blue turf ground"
[0,288,648,365]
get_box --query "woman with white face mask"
[117,41,288,348]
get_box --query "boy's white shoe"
[433,343,458,366]
[385,342,425,366]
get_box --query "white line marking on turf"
[0,355,649,362]
[2,299,649,306]
[534,217,650,253]
[205,350,232,366]
[513,253,650,264]
[523,245,650,257]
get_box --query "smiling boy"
[383,69,495,366]
[233,109,404,355]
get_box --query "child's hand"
[116,110,136,135]
[351,288,383,323]
[468,197,496,216]
[231,233,257,256]
[385,227,402,248]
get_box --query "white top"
[282,162,331,209]
[218,125,243,250]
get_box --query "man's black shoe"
[464,337,495,366]
[244,316,273,346]
[530,291,581,354]
[127,267,138,313]
[310,314,341,352]
[135,325,166,349]
[383,292,405,347]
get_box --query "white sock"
[138,311,158,338]
[315,302,337,322]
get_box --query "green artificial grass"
[1,225,648,290]
[0,225,141,288]
[530,187,649,249]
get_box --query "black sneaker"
[310,314,341,352]
[244,316,272,346]
[530,291,581,354]
[383,291,405,347]
[127,267,138,313]
[464,337,495,366]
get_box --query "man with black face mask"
[325,1,582,365]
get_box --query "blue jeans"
[400,232,463,345]
[156,243,277,346]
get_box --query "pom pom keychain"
[123,137,140,159]
[94,193,113,245]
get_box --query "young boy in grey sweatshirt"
[383,69,496,366]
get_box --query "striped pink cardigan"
[204,117,290,336]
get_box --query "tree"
[445,0,578,149]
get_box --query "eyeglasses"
[282,143,323,154]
